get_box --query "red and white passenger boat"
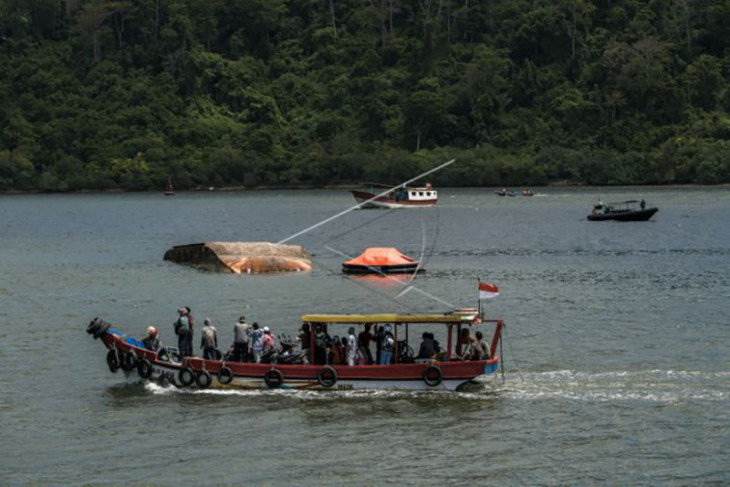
[350,183,438,208]
[87,309,503,392]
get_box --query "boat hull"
[342,263,422,275]
[100,330,498,392]
[587,208,658,221]
[351,190,437,209]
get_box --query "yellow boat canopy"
[300,311,478,324]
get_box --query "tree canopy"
[1,0,729,191]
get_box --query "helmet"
[263,326,270,333]
[146,326,158,336]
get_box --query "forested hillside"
[2,0,730,190]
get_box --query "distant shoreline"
[1,182,728,195]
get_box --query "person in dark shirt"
[173,307,191,357]
[358,324,374,365]
[417,332,436,360]
[142,326,161,352]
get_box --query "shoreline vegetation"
[1,182,727,196]
[2,2,730,192]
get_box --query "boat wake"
[502,369,730,403]
[143,370,728,403]
[143,381,503,401]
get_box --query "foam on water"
[142,368,729,403]
[503,369,730,403]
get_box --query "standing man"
[200,318,218,360]
[346,327,359,366]
[380,324,394,365]
[250,323,264,363]
[358,324,374,365]
[184,306,195,357]
[233,316,251,362]
[173,308,191,357]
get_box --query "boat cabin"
[300,309,503,366]
[360,182,437,202]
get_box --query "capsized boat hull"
[96,327,499,392]
[587,207,658,221]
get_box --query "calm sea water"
[1,187,728,485]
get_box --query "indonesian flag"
[479,282,499,300]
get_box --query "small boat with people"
[350,182,438,208]
[495,187,518,197]
[496,187,533,197]
[86,306,504,392]
[587,199,658,221]
[342,247,422,275]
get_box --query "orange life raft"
[342,247,422,275]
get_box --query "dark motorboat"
[342,247,422,274]
[587,200,658,221]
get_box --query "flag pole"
[477,276,482,318]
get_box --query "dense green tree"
[1,0,730,191]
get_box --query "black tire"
[217,366,234,385]
[178,367,194,387]
[422,365,443,387]
[121,352,137,371]
[194,369,213,389]
[317,366,338,388]
[87,318,101,335]
[106,350,120,373]
[93,321,111,339]
[264,368,284,389]
[137,358,153,379]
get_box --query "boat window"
[419,192,424,196]
[410,192,416,197]
[425,192,431,197]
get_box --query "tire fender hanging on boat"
[317,366,338,388]
[178,367,195,387]
[217,366,234,385]
[264,368,284,388]
[121,351,137,371]
[87,318,101,335]
[194,369,213,389]
[93,321,111,339]
[422,365,443,387]
[137,358,153,379]
[106,349,120,373]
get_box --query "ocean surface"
[0,186,728,485]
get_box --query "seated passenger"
[457,328,479,360]
[417,332,437,360]
[142,326,161,352]
[475,331,491,360]
[330,336,345,365]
